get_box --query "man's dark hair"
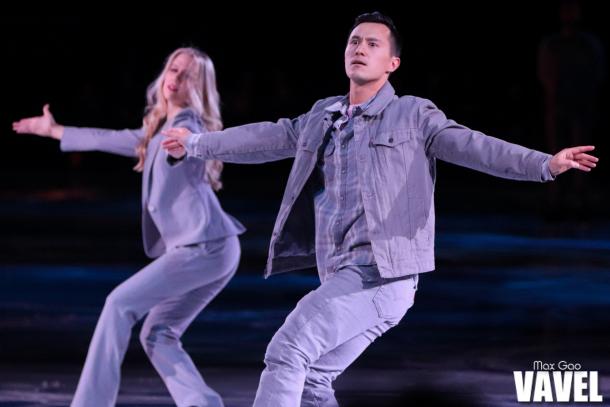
[350,12,402,57]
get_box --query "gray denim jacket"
[187,81,554,278]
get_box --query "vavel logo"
[514,361,604,403]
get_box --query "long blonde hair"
[134,47,224,191]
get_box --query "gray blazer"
[61,108,245,258]
[186,82,554,278]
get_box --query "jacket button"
[389,137,394,143]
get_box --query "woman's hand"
[12,104,64,140]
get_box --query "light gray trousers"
[71,236,240,407]
[253,265,418,407]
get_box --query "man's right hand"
[162,127,192,159]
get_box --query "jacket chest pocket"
[372,128,413,148]
[369,128,415,179]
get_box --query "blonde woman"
[13,47,244,407]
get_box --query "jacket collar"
[324,80,396,117]
[362,81,395,117]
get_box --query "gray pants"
[71,236,240,407]
[253,265,418,407]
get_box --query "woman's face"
[162,52,194,107]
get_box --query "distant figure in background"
[538,0,606,214]
[13,47,245,407]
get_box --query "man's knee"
[264,332,312,373]
[139,323,153,353]
[303,372,337,407]
[304,368,334,391]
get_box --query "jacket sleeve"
[60,126,144,158]
[418,98,555,182]
[184,114,306,164]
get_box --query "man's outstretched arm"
[419,99,598,181]
[162,115,306,164]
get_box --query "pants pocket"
[372,277,416,321]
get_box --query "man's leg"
[301,273,418,407]
[253,267,417,407]
[301,325,390,407]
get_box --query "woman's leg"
[71,236,240,407]
[139,236,240,407]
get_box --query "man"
[163,12,598,406]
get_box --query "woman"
[13,47,244,407]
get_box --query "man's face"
[344,22,400,86]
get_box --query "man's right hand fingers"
[162,139,184,150]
